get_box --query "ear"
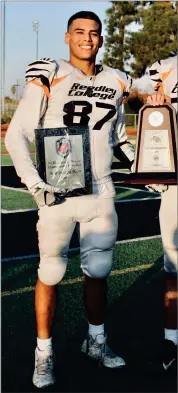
[99,35,103,49]
[65,32,70,45]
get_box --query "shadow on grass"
[2,256,177,393]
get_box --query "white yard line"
[1,185,160,214]
[1,184,157,195]
[115,196,161,203]
[116,235,161,245]
[2,254,40,262]
[115,185,158,193]
[1,185,30,193]
[2,195,160,214]
[1,235,161,263]
[2,263,154,297]
[2,208,37,213]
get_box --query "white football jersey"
[149,54,177,112]
[5,58,134,190]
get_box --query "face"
[65,18,103,61]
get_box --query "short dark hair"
[67,11,102,35]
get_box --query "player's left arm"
[113,72,135,170]
[147,60,171,105]
[113,105,135,170]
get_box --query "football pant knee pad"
[163,252,178,276]
[81,248,113,278]
[38,256,67,286]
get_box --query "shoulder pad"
[25,58,58,91]
[103,65,132,94]
[115,68,132,96]
[168,50,177,57]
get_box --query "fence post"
[134,115,137,130]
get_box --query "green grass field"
[1,153,36,166]
[1,185,158,211]
[2,237,163,332]
[3,236,170,393]
[1,155,13,165]
[1,137,36,165]
[1,129,157,211]
[1,188,37,210]
[1,134,136,165]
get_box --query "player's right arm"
[5,58,57,192]
[5,81,47,189]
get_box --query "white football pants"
[159,185,178,275]
[36,195,118,285]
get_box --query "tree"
[125,88,148,113]
[126,1,178,77]
[4,96,12,103]
[103,1,140,71]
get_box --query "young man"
[147,52,177,371]
[5,11,134,388]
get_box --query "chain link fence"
[125,114,138,128]
[4,102,18,116]
[2,102,138,129]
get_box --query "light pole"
[14,80,20,101]
[1,0,6,114]
[32,20,39,59]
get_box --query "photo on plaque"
[35,126,93,197]
[133,103,177,184]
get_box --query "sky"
[2,1,152,98]
[3,1,108,96]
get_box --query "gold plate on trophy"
[133,103,177,183]
[112,103,177,185]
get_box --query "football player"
[147,52,177,371]
[5,11,134,388]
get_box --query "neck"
[69,56,96,76]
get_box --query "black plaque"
[35,126,93,197]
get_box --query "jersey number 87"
[63,100,116,130]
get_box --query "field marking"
[2,184,149,194]
[1,235,161,263]
[1,263,153,298]
[2,254,40,262]
[116,235,161,245]
[1,164,13,167]
[1,151,35,155]
[115,185,158,194]
[1,185,30,193]
[115,196,161,203]
[1,195,160,214]
[1,186,160,206]
[2,208,37,213]
[1,184,155,196]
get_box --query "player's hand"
[147,93,171,106]
[30,181,62,195]
[145,184,168,193]
[29,181,64,207]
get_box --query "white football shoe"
[32,346,56,388]
[81,334,126,368]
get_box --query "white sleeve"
[112,104,135,163]
[5,82,47,189]
[148,61,163,91]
